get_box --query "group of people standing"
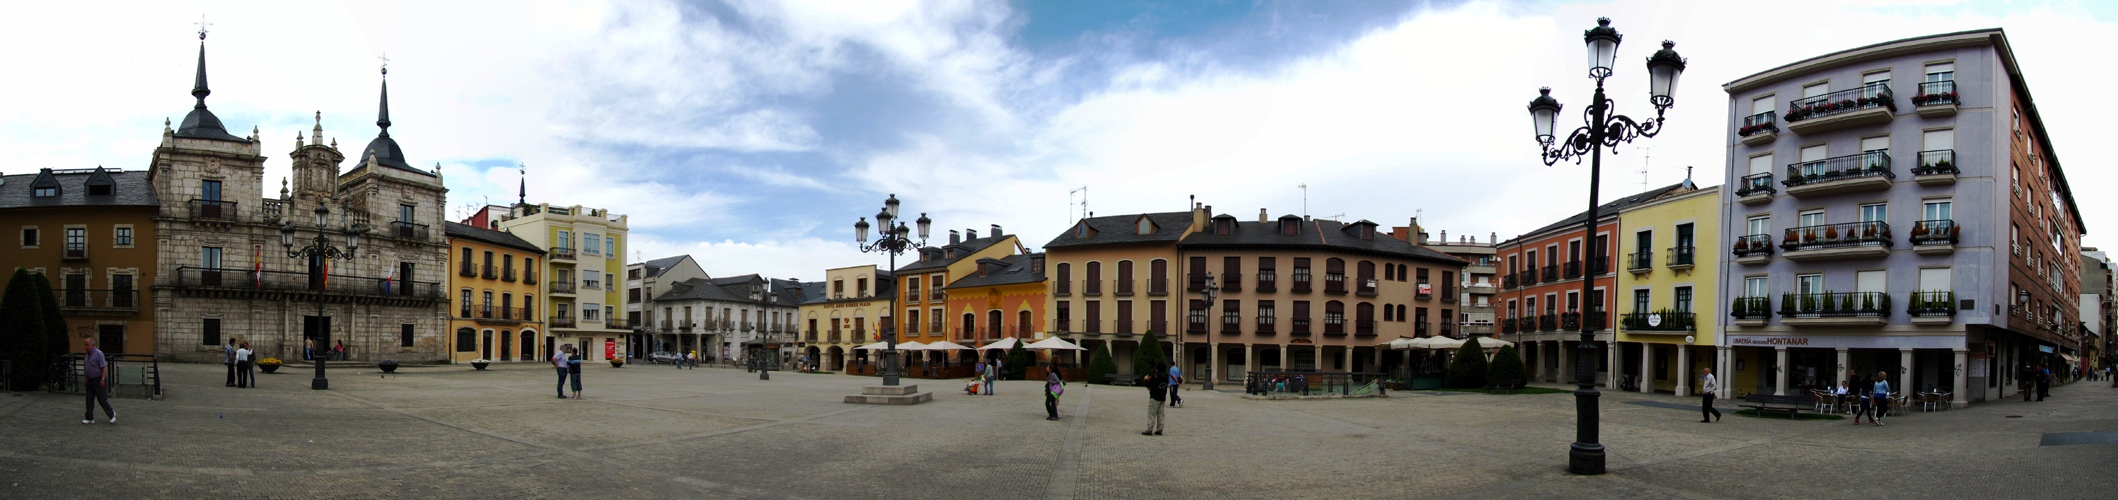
[223,339,255,389]
[1835,370,1894,426]
[970,358,1004,395]
[2021,364,2056,402]
[553,345,585,399]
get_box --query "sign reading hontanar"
[1731,336,1811,346]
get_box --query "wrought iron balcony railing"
[1911,80,1958,107]
[1784,82,1894,123]
[1736,172,1776,197]
[1730,296,1771,320]
[1909,220,1958,246]
[1777,292,1890,318]
[188,199,237,221]
[389,220,430,242]
[1784,152,1894,187]
[174,267,440,300]
[1666,246,1695,267]
[1911,150,1957,176]
[57,289,138,313]
[1780,222,1892,252]
[1738,110,1778,137]
[1626,252,1652,272]
[550,247,577,261]
[1733,234,1773,259]
[1620,311,1695,331]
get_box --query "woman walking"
[1044,362,1064,421]
[1870,371,1892,426]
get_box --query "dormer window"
[1280,216,1301,236]
[1214,218,1233,235]
[87,184,111,196]
[33,186,56,198]
[1363,224,1375,241]
[1137,216,1154,235]
[1076,222,1092,239]
[30,169,60,198]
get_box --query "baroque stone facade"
[151,38,448,362]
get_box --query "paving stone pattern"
[0,363,2114,499]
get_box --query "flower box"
[471,359,490,371]
[379,360,400,373]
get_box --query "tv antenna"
[1069,186,1089,224]
[1299,183,1308,218]
[1638,147,1654,192]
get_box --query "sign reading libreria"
[1728,335,1964,350]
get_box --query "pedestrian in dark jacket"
[1045,363,1064,421]
[1141,364,1169,436]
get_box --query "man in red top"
[82,337,115,425]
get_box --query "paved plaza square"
[1,362,2114,499]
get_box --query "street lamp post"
[853,194,932,387]
[1525,17,1686,476]
[1199,272,1218,391]
[280,203,365,391]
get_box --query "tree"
[30,274,69,358]
[1085,343,1118,385]
[0,269,48,391]
[1487,344,1527,389]
[1132,331,1169,377]
[1005,342,1031,380]
[1445,337,1489,389]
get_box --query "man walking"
[1141,363,1169,436]
[552,345,571,399]
[224,339,237,387]
[1699,367,1721,423]
[82,337,115,425]
[1166,363,1184,408]
[235,342,254,389]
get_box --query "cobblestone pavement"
[1,362,2114,499]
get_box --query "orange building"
[941,252,1047,362]
[893,225,1022,364]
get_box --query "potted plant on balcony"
[379,360,399,373]
[1824,225,1839,241]
[1730,297,1747,318]
[1877,293,1892,315]
[471,358,490,370]
[1863,223,1878,240]
[257,357,282,374]
[1909,292,1925,315]
[1862,293,1877,313]
[1799,293,1817,314]
[1780,293,1798,316]
[1840,293,1855,313]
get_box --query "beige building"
[801,264,893,370]
[476,203,630,362]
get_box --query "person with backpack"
[1044,362,1064,421]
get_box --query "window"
[2012,223,2021,255]
[584,304,601,321]
[557,230,571,250]
[1856,270,1885,294]
[1860,203,1887,223]
[1137,217,1153,235]
[1918,267,1952,293]
[1802,82,1829,99]
[1799,144,1827,177]
[1923,200,1952,221]
[1257,300,1276,326]
[202,318,222,345]
[201,246,223,269]
[1923,129,1954,159]
[857,278,868,296]
[583,234,601,255]
[1798,274,1823,297]
[2013,108,2021,135]
[20,228,36,247]
[401,324,416,348]
[482,291,494,313]
[461,289,473,316]
[1748,154,1772,178]
[1673,287,1692,313]
[1925,63,1954,84]
[1861,71,1890,96]
[1860,136,1889,168]
[1632,289,1650,313]
[457,328,477,352]
[606,235,617,257]
[1745,276,1768,298]
[1751,95,1774,116]
[1798,210,1825,228]
[61,227,83,254]
[1221,300,1239,328]
[33,186,55,197]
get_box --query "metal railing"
[1564,261,1582,279]
[550,247,577,261]
[1291,276,1312,293]
[930,289,944,301]
[1733,234,1774,258]
[459,264,477,277]
[1255,273,1275,293]
[173,267,440,299]
[57,289,138,312]
[1912,80,1958,106]
[389,221,430,241]
[1503,273,1518,289]
[1223,273,1242,293]
[1501,318,1518,334]
[1245,372,1386,398]
[1116,278,1134,296]
[1324,274,1346,294]
[1667,246,1695,267]
[1290,317,1310,336]
[1323,318,1344,335]
[523,270,537,284]
[550,316,576,328]
[1784,152,1894,186]
[1626,252,1652,272]
[551,281,576,294]
[1083,279,1102,296]
[1784,82,1894,122]
[188,199,237,221]
[1730,296,1771,320]
[1912,150,1957,176]
[1355,320,1376,336]
[482,264,497,280]
[1780,222,1893,251]
[1908,290,1956,317]
[48,353,160,399]
[1539,313,1557,331]
[1910,220,1959,246]
[1778,292,1890,318]
[1149,278,1169,295]
[1541,265,1558,282]
[502,268,516,282]
[1739,110,1778,137]
[1737,172,1776,196]
[1620,311,1695,331]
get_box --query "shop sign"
[1728,335,1963,350]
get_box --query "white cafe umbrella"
[1413,336,1464,350]
[924,340,972,351]
[978,338,1021,351]
[1466,337,1514,348]
[1385,337,1422,350]
[895,341,929,351]
[854,341,891,350]
[1024,337,1085,351]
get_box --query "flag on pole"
[382,265,396,294]
[253,245,263,290]
[322,257,330,290]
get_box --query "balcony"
[1501,318,1519,334]
[550,247,577,262]
[1909,219,1960,255]
[1416,322,1430,337]
[742,321,755,332]
[1291,276,1312,294]
[1084,318,1102,335]
[523,269,538,284]
[1323,319,1344,336]
[1220,319,1241,335]
[1730,296,1771,326]
[1465,283,1495,295]
[1911,80,1958,117]
[1460,323,1493,336]
[261,199,284,222]
[551,281,577,294]
[57,289,138,316]
[1358,278,1376,297]
[1620,311,1695,333]
[1083,279,1102,297]
[389,220,430,242]
[1223,273,1242,293]
[1732,235,1773,265]
[502,268,516,282]
[658,321,672,332]
[187,199,238,223]
[1323,275,1346,294]
[459,264,477,277]
[1538,313,1558,332]
[1666,246,1696,271]
[930,289,944,301]
[550,316,577,329]
[62,243,87,261]
[1355,320,1376,337]
[1415,285,1432,301]
[1777,292,1890,326]
[1541,265,1558,283]
[1783,152,1894,197]
[1053,318,1072,334]
[1439,324,1454,337]
[1561,312,1581,331]
[1149,278,1169,296]
[1912,150,1958,186]
[172,267,441,302]
[605,319,630,329]
[1781,222,1892,261]
[1115,278,1134,296]
[1255,273,1275,293]
[1735,173,1776,205]
[805,329,818,343]
[1626,252,1652,274]
[1252,317,1274,336]
[1502,274,1518,289]
[1738,110,1779,146]
[1054,279,1071,297]
[1440,286,1456,303]
[1784,82,1895,135]
[481,264,497,280]
[1290,318,1311,337]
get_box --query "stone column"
[1774,346,1790,396]
[1899,348,1915,392]
[1639,342,1653,393]
[1556,341,1572,384]
[1315,345,1324,372]
[1244,344,1255,381]
[1607,340,1621,387]
[1675,345,1691,397]
[1952,349,1969,408]
[1717,346,1731,399]
[1836,348,1851,387]
[1344,346,1354,372]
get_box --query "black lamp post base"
[760,371,770,381]
[312,377,329,390]
[1568,442,1605,475]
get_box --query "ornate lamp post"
[1199,272,1218,391]
[280,203,366,390]
[1525,17,1686,476]
[852,194,931,386]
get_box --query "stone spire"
[517,163,527,206]
[376,66,392,138]
[173,26,244,142]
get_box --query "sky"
[3,0,2114,281]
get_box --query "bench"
[1739,394,1814,419]
[1103,374,1137,386]
[1487,378,1523,395]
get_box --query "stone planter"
[609,360,624,368]
[259,364,281,374]
[472,361,490,371]
[379,360,400,373]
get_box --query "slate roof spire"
[173,22,245,142]
[376,64,392,138]
[354,61,434,177]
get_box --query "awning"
[1025,337,1085,351]
[978,338,1021,351]
[924,341,972,351]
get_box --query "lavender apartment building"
[1718,29,2085,407]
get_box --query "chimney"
[1491,232,1497,244]
[949,230,960,245]
[1441,230,1447,242]
[967,228,979,239]
[1259,208,1268,223]
[991,224,1002,237]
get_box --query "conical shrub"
[1445,337,1489,389]
[1487,344,1526,389]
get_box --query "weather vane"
[195,15,213,40]
[378,53,389,75]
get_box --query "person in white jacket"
[1699,367,1721,423]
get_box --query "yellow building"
[444,222,547,363]
[802,264,892,371]
[1614,184,1722,396]
[894,226,1021,365]
[477,203,630,362]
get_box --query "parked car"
[648,351,681,364]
